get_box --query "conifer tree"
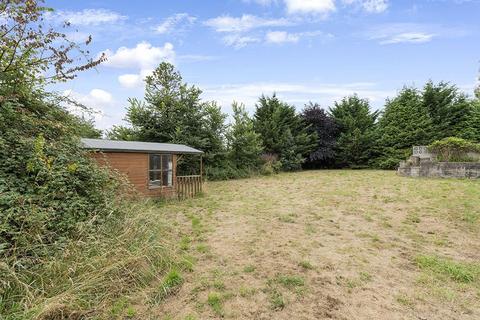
[112,62,227,171]
[373,87,433,168]
[422,81,472,140]
[329,95,378,168]
[227,102,262,170]
[253,94,316,170]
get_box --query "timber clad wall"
[91,152,177,197]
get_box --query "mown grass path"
[151,170,480,320]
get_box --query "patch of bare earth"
[150,171,480,319]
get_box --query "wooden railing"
[176,175,203,199]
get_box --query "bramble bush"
[0,96,128,260]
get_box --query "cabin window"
[149,154,173,187]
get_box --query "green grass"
[110,297,131,317]
[298,260,314,270]
[415,255,480,283]
[207,292,224,316]
[180,236,191,251]
[1,200,183,319]
[196,243,209,253]
[213,279,226,290]
[275,275,305,288]
[396,294,415,308]
[269,289,286,310]
[243,265,256,273]
[152,269,184,303]
[278,214,296,223]
[359,271,373,282]
[239,286,256,297]
[463,212,479,224]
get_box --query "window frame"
[148,153,173,188]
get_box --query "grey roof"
[81,138,203,154]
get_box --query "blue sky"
[45,0,480,131]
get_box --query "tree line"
[109,62,480,178]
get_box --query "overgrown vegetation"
[0,0,120,258]
[428,137,480,162]
[0,1,182,318]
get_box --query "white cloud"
[265,30,333,43]
[266,31,300,43]
[361,0,389,13]
[89,89,113,104]
[118,74,141,88]
[103,42,175,69]
[62,89,116,129]
[204,14,293,33]
[101,42,175,87]
[117,69,154,88]
[154,13,196,34]
[63,89,113,110]
[366,24,438,44]
[342,0,389,13]
[284,0,336,15]
[49,9,127,26]
[223,34,261,48]
[246,0,388,14]
[380,32,434,44]
[365,23,468,45]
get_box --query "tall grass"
[0,200,182,319]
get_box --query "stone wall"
[398,160,480,179]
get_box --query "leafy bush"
[205,163,251,181]
[375,157,404,170]
[0,97,127,260]
[428,137,480,162]
[260,153,282,175]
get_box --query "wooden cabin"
[81,138,203,198]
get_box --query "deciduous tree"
[301,102,338,168]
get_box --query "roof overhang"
[81,138,203,155]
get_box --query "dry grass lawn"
[140,170,480,319]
